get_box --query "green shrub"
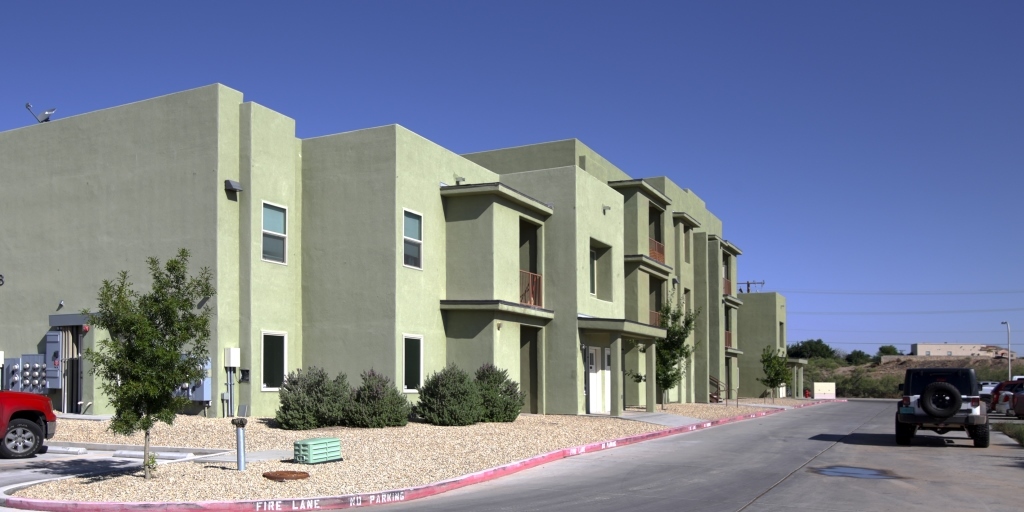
[347,369,411,428]
[416,363,482,426]
[275,367,352,430]
[475,363,524,422]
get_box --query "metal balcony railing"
[725,330,733,348]
[723,277,732,296]
[649,238,665,264]
[520,270,543,307]
[650,310,662,327]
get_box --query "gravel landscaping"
[14,403,778,503]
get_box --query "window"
[262,203,287,263]
[589,239,612,300]
[262,332,286,390]
[947,351,953,356]
[925,351,931,356]
[404,336,422,392]
[403,210,423,269]
[684,226,692,264]
[589,249,598,295]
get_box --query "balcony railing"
[723,277,732,296]
[520,270,543,307]
[649,238,665,264]
[650,310,662,327]
[724,330,733,348]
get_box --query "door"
[588,347,609,414]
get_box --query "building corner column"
[645,340,657,412]
[611,335,623,417]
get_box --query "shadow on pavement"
[27,458,140,483]
[810,432,973,447]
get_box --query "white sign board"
[814,382,836,400]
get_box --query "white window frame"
[403,334,423,393]
[403,208,424,270]
[590,249,598,295]
[261,201,288,265]
[260,330,288,391]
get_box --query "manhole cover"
[263,471,310,482]
[811,466,900,479]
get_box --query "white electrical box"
[224,348,240,368]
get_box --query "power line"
[789,307,1024,315]
[776,289,1024,296]
[788,328,1006,334]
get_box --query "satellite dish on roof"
[25,103,56,123]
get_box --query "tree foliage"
[84,249,214,479]
[787,339,838,360]
[876,345,902,356]
[845,350,872,366]
[275,367,352,430]
[758,346,789,402]
[651,301,700,407]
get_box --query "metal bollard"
[231,417,247,471]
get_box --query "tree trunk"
[144,429,151,480]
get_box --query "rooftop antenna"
[25,103,56,123]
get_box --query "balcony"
[724,330,733,348]
[723,277,732,296]
[649,238,665,264]
[650,310,662,327]
[520,270,543,308]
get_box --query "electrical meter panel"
[5,354,48,394]
[173,360,212,403]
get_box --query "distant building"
[910,343,1014,358]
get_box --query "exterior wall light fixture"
[224,180,244,193]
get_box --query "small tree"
[84,249,214,479]
[758,346,788,403]
[654,302,700,409]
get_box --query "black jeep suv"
[896,367,989,448]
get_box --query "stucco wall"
[737,293,786,398]
[0,84,228,413]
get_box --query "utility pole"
[738,280,765,293]
[1002,321,1011,381]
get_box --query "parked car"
[1012,389,1024,419]
[895,367,988,448]
[980,381,1000,404]
[0,390,57,458]
[993,381,1024,416]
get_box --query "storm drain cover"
[811,466,900,479]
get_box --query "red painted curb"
[3,400,844,511]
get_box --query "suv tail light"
[902,396,910,406]
[971,397,980,408]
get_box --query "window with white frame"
[403,210,423,269]
[262,203,287,263]
[403,336,422,392]
[589,249,598,295]
[262,332,286,390]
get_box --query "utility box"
[294,437,342,464]
[6,354,47,394]
[45,331,62,389]
[224,347,240,369]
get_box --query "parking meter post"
[231,418,247,471]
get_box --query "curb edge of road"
[2,400,847,512]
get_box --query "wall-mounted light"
[224,180,244,193]
[455,176,466,185]
[672,277,679,287]
[602,205,612,214]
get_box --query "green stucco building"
[0,85,785,417]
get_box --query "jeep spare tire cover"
[921,381,962,418]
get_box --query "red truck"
[0,390,57,458]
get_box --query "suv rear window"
[906,370,975,395]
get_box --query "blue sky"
[2,1,1021,356]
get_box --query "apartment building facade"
[0,85,778,417]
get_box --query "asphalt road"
[378,400,1022,512]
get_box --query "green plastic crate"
[294,437,342,464]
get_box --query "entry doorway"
[587,346,610,414]
[520,327,540,413]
